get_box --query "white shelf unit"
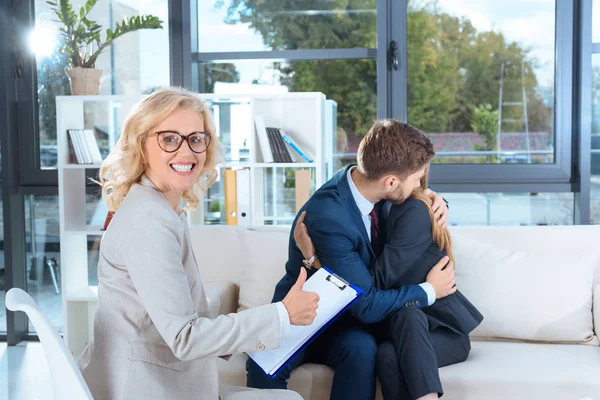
[187,92,336,226]
[56,93,334,355]
[56,95,138,356]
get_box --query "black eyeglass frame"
[153,130,212,154]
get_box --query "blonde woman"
[294,170,483,400]
[78,87,316,400]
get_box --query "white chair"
[5,288,93,400]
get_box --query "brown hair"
[411,169,455,265]
[357,119,435,181]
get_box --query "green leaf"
[85,0,97,14]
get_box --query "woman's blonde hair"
[410,167,455,265]
[99,87,222,212]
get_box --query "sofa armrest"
[204,282,238,318]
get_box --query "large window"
[197,1,377,168]
[1,0,592,344]
[407,1,555,165]
[197,59,376,170]
[13,0,171,337]
[24,195,61,333]
[0,149,4,334]
[34,0,170,169]
[198,1,377,52]
[592,43,600,223]
[446,192,574,226]
[196,1,573,183]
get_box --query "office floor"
[0,342,52,400]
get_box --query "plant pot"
[66,67,103,95]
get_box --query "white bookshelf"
[187,92,336,226]
[56,95,139,356]
[57,93,335,356]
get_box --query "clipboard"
[247,266,364,377]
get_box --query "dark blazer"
[372,198,483,335]
[271,165,428,324]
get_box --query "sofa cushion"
[217,354,336,400]
[189,226,243,285]
[237,228,290,311]
[217,343,600,400]
[204,282,238,317]
[439,341,600,400]
[452,232,598,343]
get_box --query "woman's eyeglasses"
[154,131,211,154]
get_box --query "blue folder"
[249,266,364,378]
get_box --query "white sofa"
[192,225,600,400]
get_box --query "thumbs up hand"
[282,267,320,326]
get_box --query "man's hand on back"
[423,188,448,228]
[426,256,456,299]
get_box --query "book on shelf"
[254,115,313,164]
[67,129,103,165]
[254,115,274,163]
[266,127,293,163]
[223,169,238,225]
[295,170,311,212]
[281,133,313,163]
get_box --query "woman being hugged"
[79,87,315,400]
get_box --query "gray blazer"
[79,176,283,400]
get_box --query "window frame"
[2,0,595,342]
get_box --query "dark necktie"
[369,204,382,257]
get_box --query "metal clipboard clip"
[326,273,349,291]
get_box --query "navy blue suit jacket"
[271,165,428,324]
[372,198,483,334]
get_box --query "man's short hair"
[357,119,435,181]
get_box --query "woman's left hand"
[294,211,316,259]
[424,188,448,228]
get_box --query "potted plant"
[46,0,163,95]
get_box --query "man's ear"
[382,175,398,189]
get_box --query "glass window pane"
[203,97,253,163]
[591,54,600,224]
[198,0,377,52]
[197,59,376,172]
[407,1,555,164]
[25,195,62,334]
[263,167,317,225]
[593,0,600,42]
[0,140,4,334]
[445,193,574,226]
[24,194,105,334]
[34,0,170,168]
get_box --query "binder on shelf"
[295,170,311,212]
[281,133,313,163]
[223,169,238,225]
[265,127,281,163]
[247,267,363,377]
[236,168,251,226]
[68,129,86,164]
[67,129,103,164]
[254,115,274,163]
[84,129,103,163]
[267,127,293,163]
